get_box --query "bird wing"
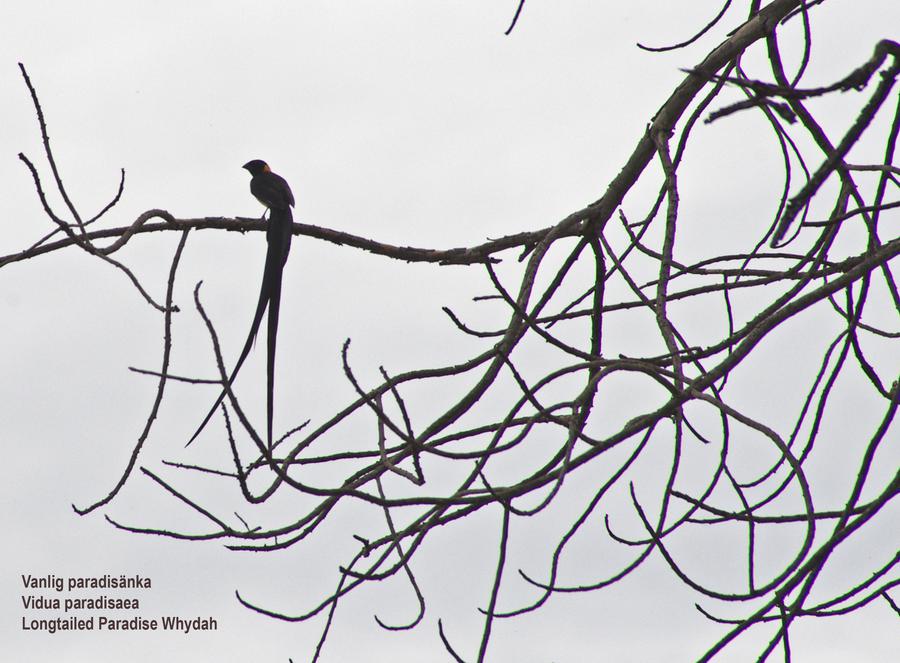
[251,172,294,210]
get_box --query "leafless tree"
[5,1,898,660]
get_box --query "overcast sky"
[2,2,898,661]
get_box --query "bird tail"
[264,206,291,448]
[186,206,292,447]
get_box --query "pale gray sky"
[2,2,898,661]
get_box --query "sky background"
[1,2,898,661]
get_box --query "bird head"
[243,159,270,175]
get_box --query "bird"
[187,159,295,449]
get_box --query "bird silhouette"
[187,159,294,448]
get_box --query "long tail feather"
[186,207,292,447]
[265,206,291,448]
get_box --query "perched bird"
[188,159,295,448]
